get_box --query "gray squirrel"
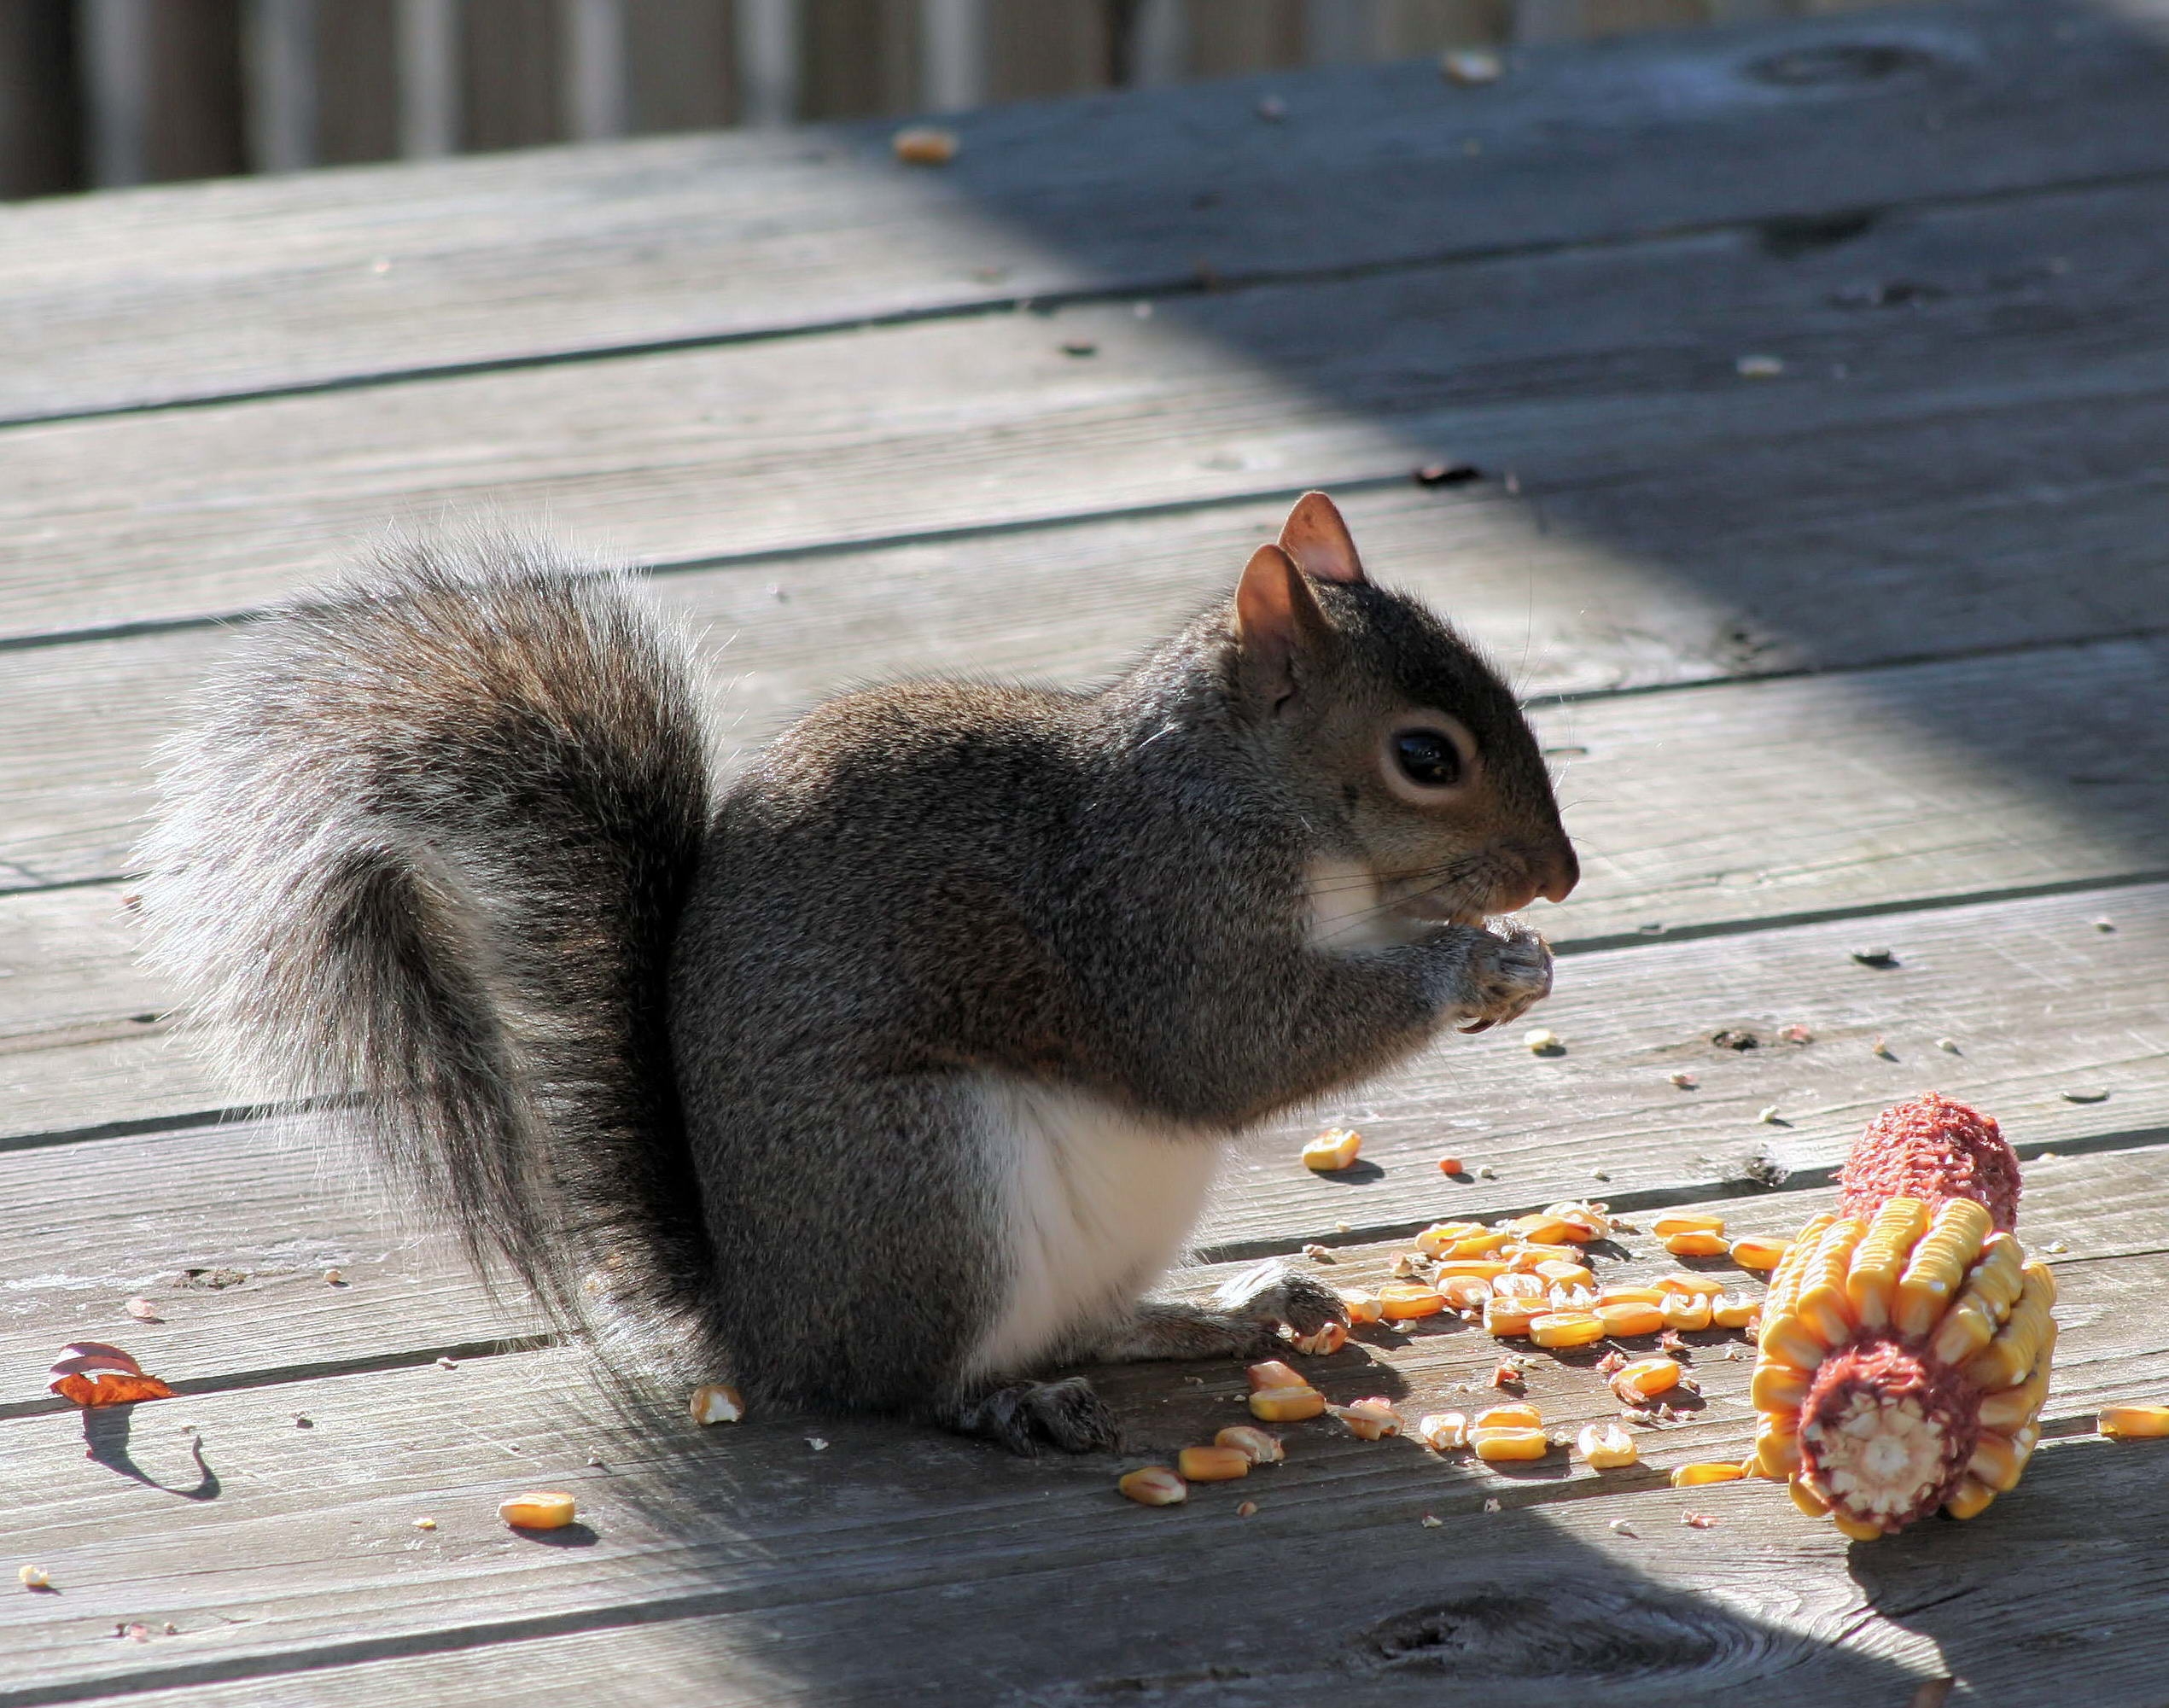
[139,493,1576,1453]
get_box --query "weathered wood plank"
[12,169,2169,642]
[1,1188,2160,1705]
[3,2,2166,423]
[6,882,2161,1400]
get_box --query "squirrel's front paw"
[1449,924,1554,1035]
[1211,1262,1347,1339]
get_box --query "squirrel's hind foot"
[937,1375,1122,1456]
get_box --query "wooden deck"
[4,3,2169,1700]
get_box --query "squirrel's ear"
[1234,543,1329,709]
[1277,491,1367,586]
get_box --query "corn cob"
[1750,1095,2054,1539]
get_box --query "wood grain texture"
[12,167,2169,643]
[0,1166,2160,1705]
[3,2,2166,423]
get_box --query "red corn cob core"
[1835,1092,2020,1233]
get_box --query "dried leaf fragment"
[892,126,959,166]
[49,1343,175,1408]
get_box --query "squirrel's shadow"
[82,1406,219,1501]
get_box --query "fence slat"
[1303,0,1380,62]
[243,0,317,171]
[78,0,149,186]
[920,0,987,111]
[734,0,801,127]
[1127,0,1187,84]
[398,0,459,156]
[560,0,627,138]
[1513,0,1584,42]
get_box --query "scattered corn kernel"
[1529,1311,1605,1349]
[1596,1301,1664,1337]
[1524,1027,1561,1054]
[1118,1466,1187,1506]
[1729,1236,1791,1271]
[499,1491,577,1530]
[1472,1426,1549,1462]
[1246,1360,1308,1391]
[690,1383,746,1425]
[1533,1259,1595,1290]
[1235,1500,1259,1517]
[2099,1405,2169,1439]
[1378,1283,1448,1321]
[1577,1422,1638,1469]
[1417,1412,1468,1450]
[1415,1221,1486,1256]
[1670,1462,1746,1488]
[1432,1257,1513,1281]
[1331,1397,1403,1441]
[1335,1288,1383,1324]
[1504,1241,1581,1269]
[1659,1293,1713,1332]
[1600,1283,1667,1307]
[1664,1230,1729,1258]
[1548,1201,1612,1240]
[1441,1274,1494,1311]
[1609,1356,1682,1401]
[1475,1402,1542,1430]
[1177,1445,1251,1482]
[1710,1292,1762,1330]
[1652,1211,1726,1239]
[1249,1385,1326,1422]
[19,1565,50,1589]
[1302,1128,1362,1172]
[1437,1155,1464,1175]
[891,125,959,165]
[1291,1320,1348,1355]
[1547,1285,1598,1313]
[1658,1272,1728,1298]
[1494,1272,1546,1298]
[1484,1295,1541,1337]
[1214,1425,1284,1464]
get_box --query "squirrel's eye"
[1393,730,1462,789]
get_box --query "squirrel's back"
[138,540,713,1334]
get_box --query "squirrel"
[138,493,1577,1454]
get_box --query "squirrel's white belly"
[965,1079,1222,1379]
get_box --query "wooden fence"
[0,0,1890,200]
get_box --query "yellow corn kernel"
[1475,1402,1543,1430]
[1941,1477,1997,1521]
[1249,1385,1326,1422]
[1508,1213,1577,1245]
[1842,1198,1930,1331]
[892,125,960,165]
[1302,1128,1362,1171]
[1892,1198,1993,1339]
[1832,1512,1886,1542]
[1547,1285,1599,1313]
[1610,1356,1682,1400]
[1710,1291,1762,1331]
[1118,1466,1188,1506]
[1548,1202,1612,1241]
[1471,1426,1549,1462]
[1505,1241,1583,1269]
[1659,1292,1712,1332]
[2099,1405,2169,1439]
[1787,1476,1829,1518]
[1534,1259,1596,1290]
[1577,1422,1638,1469]
[1495,1272,1547,1298]
[1757,1310,1826,1371]
[1751,1361,1812,1413]
[1651,1211,1726,1239]
[1336,1288,1384,1325]
[1290,1320,1348,1355]
[1441,1274,1494,1311]
[1794,1218,1869,1346]
[1729,1236,1791,1272]
[1529,1311,1605,1349]
[1927,1292,2001,1368]
[1213,1425,1284,1464]
[1658,1272,1728,1298]
[1669,1462,1745,1488]
[1416,1412,1468,1451]
[1484,1296,1541,1337]
[1414,1221,1486,1256]
[1962,1264,2056,1391]
[19,1565,52,1589]
[1977,1367,2052,1433]
[1596,1301,1664,1337]
[1329,1396,1402,1441]
[1755,1418,1803,1479]
[1968,1231,2029,1314]
[1965,1424,2038,1493]
[1246,1359,1308,1391]
[689,1383,746,1425]
[1378,1283,1449,1321]
[1664,1231,1729,1258]
[1431,1258,1512,1283]
[1762,1210,1838,1322]
[499,1491,577,1530]
[1177,1445,1251,1482]
[1600,1284,1667,1307]
[1445,1230,1516,1260]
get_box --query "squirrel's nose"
[1534,842,1580,905]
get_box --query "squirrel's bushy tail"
[138,539,713,1336]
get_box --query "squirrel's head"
[1231,492,1578,926]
